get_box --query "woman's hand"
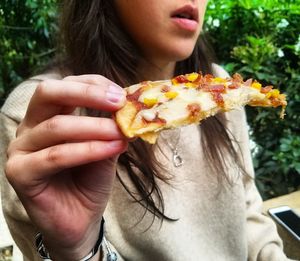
[5,75,127,260]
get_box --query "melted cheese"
[223,86,265,109]
[136,80,268,127]
[138,82,218,125]
[116,73,287,144]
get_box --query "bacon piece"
[232,73,243,83]
[133,101,148,111]
[209,84,226,93]
[152,117,166,124]
[270,97,286,107]
[187,103,201,118]
[203,74,214,82]
[197,84,226,93]
[212,92,224,107]
[261,85,273,94]
[197,83,210,91]
[127,88,143,101]
[116,72,287,144]
[174,75,189,83]
[161,85,171,92]
[228,83,240,89]
[193,74,203,84]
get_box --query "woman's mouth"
[171,5,199,32]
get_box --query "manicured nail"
[106,85,125,103]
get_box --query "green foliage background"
[0,0,57,104]
[206,0,300,199]
[1,0,299,199]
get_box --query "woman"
[0,0,290,260]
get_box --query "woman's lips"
[171,17,198,32]
[171,5,199,32]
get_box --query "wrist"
[36,218,104,261]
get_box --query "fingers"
[13,115,125,152]
[63,74,116,86]
[24,75,126,128]
[6,139,127,191]
[5,74,129,193]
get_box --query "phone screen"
[274,210,300,237]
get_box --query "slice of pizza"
[115,73,287,144]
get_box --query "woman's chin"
[165,43,197,62]
[153,48,196,64]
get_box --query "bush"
[205,0,300,199]
[0,0,58,104]
[1,0,299,200]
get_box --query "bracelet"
[35,218,105,261]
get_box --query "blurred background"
[0,0,300,259]
[0,0,299,200]
[205,0,300,200]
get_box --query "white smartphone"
[268,205,300,241]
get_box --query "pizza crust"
[115,101,164,141]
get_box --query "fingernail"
[106,85,125,103]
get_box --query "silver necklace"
[161,129,183,167]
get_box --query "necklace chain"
[161,129,183,168]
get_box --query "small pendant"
[107,252,118,261]
[173,148,183,167]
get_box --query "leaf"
[294,163,300,173]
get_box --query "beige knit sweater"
[0,67,292,261]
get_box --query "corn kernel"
[266,89,280,99]
[171,79,179,85]
[185,82,197,88]
[186,73,199,82]
[251,82,262,90]
[165,91,178,99]
[271,89,280,98]
[213,77,227,83]
[143,98,158,107]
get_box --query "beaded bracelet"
[35,218,105,261]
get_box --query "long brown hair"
[57,0,245,221]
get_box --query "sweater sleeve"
[0,76,123,261]
[226,108,293,261]
[0,78,41,260]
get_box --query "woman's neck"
[138,59,176,81]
